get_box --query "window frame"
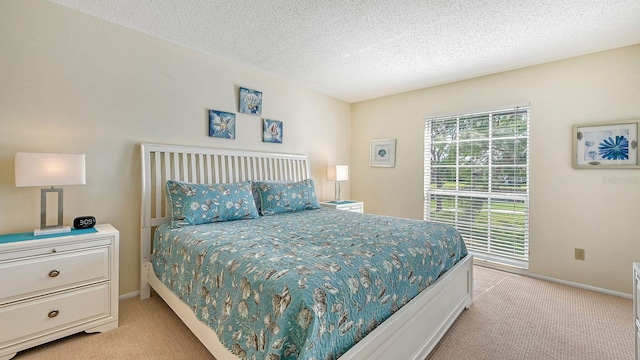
[424,105,530,268]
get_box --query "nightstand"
[320,200,364,213]
[0,224,119,360]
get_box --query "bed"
[140,143,473,360]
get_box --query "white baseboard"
[473,258,631,299]
[119,291,140,300]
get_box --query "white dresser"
[0,224,119,360]
[634,263,640,360]
[320,200,364,213]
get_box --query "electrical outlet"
[574,248,585,261]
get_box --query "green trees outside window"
[425,107,529,264]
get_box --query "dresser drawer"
[0,247,110,303]
[637,279,640,324]
[637,330,640,360]
[320,201,364,213]
[635,263,640,360]
[0,283,110,347]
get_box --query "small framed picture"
[370,139,396,167]
[209,110,236,139]
[239,87,262,116]
[263,119,283,143]
[572,119,639,168]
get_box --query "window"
[424,106,529,268]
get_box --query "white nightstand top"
[321,200,360,205]
[0,227,99,245]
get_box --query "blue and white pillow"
[255,179,321,216]
[166,180,259,228]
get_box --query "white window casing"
[424,106,530,267]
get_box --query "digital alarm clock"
[73,216,96,229]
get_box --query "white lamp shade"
[15,152,86,187]
[327,165,349,181]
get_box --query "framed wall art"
[209,110,236,139]
[263,119,283,143]
[572,119,640,168]
[239,87,262,116]
[370,138,396,167]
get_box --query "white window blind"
[424,106,530,267]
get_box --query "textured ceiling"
[50,0,640,103]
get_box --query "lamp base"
[34,226,71,236]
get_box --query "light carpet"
[426,266,633,360]
[12,266,633,359]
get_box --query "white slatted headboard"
[140,143,311,297]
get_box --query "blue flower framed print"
[573,120,639,168]
[263,119,283,143]
[239,87,262,116]
[209,110,236,139]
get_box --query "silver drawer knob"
[48,270,60,278]
[48,310,59,318]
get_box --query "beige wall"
[352,44,640,294]
[0,1,351,296]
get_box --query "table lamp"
[327,165,348,202]
[15,152,86,236]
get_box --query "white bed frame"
[140,142,473,360]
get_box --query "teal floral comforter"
[152,208,467,360]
